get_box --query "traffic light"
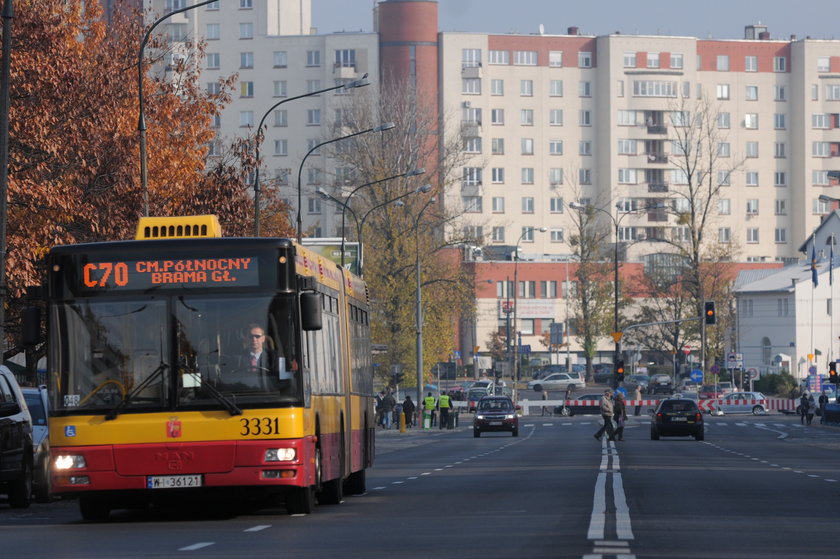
[704,301,716,325]
[614,360,626,383]
[830,362,839,384]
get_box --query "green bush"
[754,371,797,397]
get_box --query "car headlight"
[264,448,296,462]
[54,454,86,470]
[475,414,485,420]
[505,414,515,420]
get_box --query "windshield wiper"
[197,377,243,416]
[105,363,168,420]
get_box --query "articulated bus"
[33,216,374,520]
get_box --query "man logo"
[167,417,182,438]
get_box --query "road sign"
[518,345,531,354]
[809,365,817,375]
[690,369,703,383]
[746,368,759,380]
[611,331,623,343]
[682,346,691,355]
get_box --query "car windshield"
[660,400,697,413]
[23,392,47,425]
[49,294,303,414]
[479,399,512,411]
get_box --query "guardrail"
[515,398,800,416]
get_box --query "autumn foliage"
[2,0,292,337]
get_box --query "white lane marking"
[587,472,607,540]
[613,470,634,540]
[392,481,404,484]
[542,423,553,426]
[244,525,270,532]
[407,476,418,480]
[826,479,838,482]
[373,486,386,490]
[179,543,215,551]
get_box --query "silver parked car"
[716,391,768,415]
[528,372,586,392]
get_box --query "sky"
[311,0,840,41]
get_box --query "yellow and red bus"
[34,216,373,520]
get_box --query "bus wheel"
[344,469,366,495]
[79,496,111,521]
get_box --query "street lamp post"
[253,75,369,236]
[413,196,438,407]
[296,122,395,242]
[317,180,430,275]
[0,0,13,354]
[137,0,217,217]
[569,201,662,386]
[512,227,547,389]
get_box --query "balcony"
[648,183,669,193]
[461,63,482,79]
[461,181,482,195]
[646,153,669,164]
[461,120,481,135]
[647,125,668,135]
[333,64,358,79]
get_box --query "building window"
[774,113,786,129]
[273,51,288,67]
[491,138,504,155]
[746,199,759,215]
[579,51,592,68]
[207,53,220,69]
[520,109,534,125]
[549,139,563,155]
[774,142,786,158]
[239,22,253,39]
[491,79,504,96]
[818,57,831,72]
[462,78,481,94]
[827,84,840,100]
[491,226,505,242]
[521,168,534,184]
[306,109,321,126]
[745,141,759,158]
[521,227,536,242]
[273,80,287,98]
[745,85,758,101]
[550,229,564,243]
[745,55,757,72]
[579,140,591,156]
[814,171,830,186]
[775,199,787,215]
[671,53,684,69]
[206,23,220,40]
[815,197,831,214]
[491,109,504,125]
[774,171,787,187]
[207,82,221,95]
[746,228,759,244]
[514,50,538,65]
[744,113,758,129]
[522,197,535,213]
[579,81,592,97]
[521,138,534,155]
[520,80,534,96]
[461,48,481,67]
[579,169,592,185]
[549,168,563,186]
[463,167,483,186]
[307,80,322,94]
[549,51,563,67]
[579,110,591,126]
[813,113,830,129]
[716,84,730,100]
[618,168,637,184]
[813,141,830,157]
[307,198,322,214]
[550,80,564,97]
[491,167,505,184]
[273,109,287,127]
[716,55,729,71]
[718,199,731,215]
[463,196,483,213]
[239,110,254,127]
[549,109,563,126]
[623,52,637,68]
[550,198,564,213]
[273,139,288,156]
[719,228,731,243]
[718,142,731,157]
[718,170,731,186]
[717,112,731,129]
[618,139,637,155]
[633,80,677,97]
[306,50,321,67]
[775,85,786,101]
[746,171,759,186]
[488,50,509,65]
[492,196,505,212]
[774,56,787,72]
[647,52,660,68]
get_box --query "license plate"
[489,421,503,426]
[147,475,202,489]
[671,416,687,422]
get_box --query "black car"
[593,365,613,384]
[473,396,519,437]
[650,397,704,440]
[0,366,34,508]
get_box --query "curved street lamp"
[318,181,431,275]
[296,122,395,242]
[137,0,218,217]
[413,195,440,407]
[252,74,369,236]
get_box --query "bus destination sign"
[80,257,260,290]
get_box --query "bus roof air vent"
[135,215,223,240]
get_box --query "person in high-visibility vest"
[439,392,452,429]
[424,392,437,427]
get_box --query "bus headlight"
[264,448,296,462]
[55,454,86,470]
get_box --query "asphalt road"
[2,412,839,558]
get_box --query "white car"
[716,391,768,415]
[528,372,585,392]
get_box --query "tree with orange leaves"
[2,1,292,343]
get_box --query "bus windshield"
[50,294,303,414]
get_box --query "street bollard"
[423,409,431,430]
[400,411,406,433]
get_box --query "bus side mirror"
[22,306,41,347]
[300,292,322,331]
